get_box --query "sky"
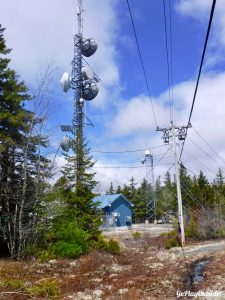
[1,0,225,193]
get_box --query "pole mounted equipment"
[156,123,191,246]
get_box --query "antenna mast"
[73,0,84,185]
[60,0,99,188]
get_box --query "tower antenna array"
[60,0,99,187]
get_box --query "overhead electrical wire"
[183,166,198,177]
[188,0,216,125]
[179,0,217,161]
[126,0,158,128]
[157,163,175,180]
[162,0,173,122]
[162,184,201,218]
[91,144,166,154]
[183,149,216,175]
[168,0,174,116]
[180,181,204,210]
[193,126,225,166]
[187,136,224,168]
[93,162,172,169]
[154,145,173,167]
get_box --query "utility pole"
[157,123,191,246]
[60,0,99,188]
[142,151,156,223]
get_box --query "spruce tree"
[59,135,101,240]
[106,182,115,194]
[132,179,147,223]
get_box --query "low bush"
[47,220,89,259]
[164,237,179,249]
[0,279,25,289]
[161,230,180,249]
[185,217,199,239]
[27,279,61,299]
[38,250,56,263]
[92,235,120,255]
[132,231,141,239]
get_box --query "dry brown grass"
[0,239,225,299]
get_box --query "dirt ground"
[0,234,225,299]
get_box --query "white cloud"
[175,0,225,47]
[105,70,225,183]
[0,0,120,108]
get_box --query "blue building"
[93,193,133,229]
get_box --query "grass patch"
[0,279,25,289]
[26,278,61,299]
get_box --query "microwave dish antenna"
[82,79,99,100]
[82,38,98,57]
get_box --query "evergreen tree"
[0,25,50,258]
[121,184,130,199]
[132,179,147,222]
[180,163,193,207]
[116,185,122,194]
[128,176,137,201]
[58,135,101,240]
[197,170,213,207]
[106,182,115,194]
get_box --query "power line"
[154,145,173,167]
[184,166,198,177]
[179,0,217,161]
[157,163,175,180]
[126,0,158,128]
[193,126,225,166]
[93,162,172,169]
[188,0,216,125]
[162,0,172,123]
[183,149,216,175]
[91,144,167,154]
[168,0,174,121]
[187,136,222,167]
[180,180,204,210]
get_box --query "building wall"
[109,195,132,227]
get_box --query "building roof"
[93,193,133,209]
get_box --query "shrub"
[161,230,180,249]
[132,231,141,239]
[185,217,199,239]
[93,235,120,255]
[38,250,56,263]
[27,279,60,299]
[164,237,179,249]
[48,220,89,258]
[104,239,120,255]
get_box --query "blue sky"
[1,0,225,192]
